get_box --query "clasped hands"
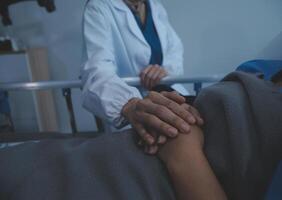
[122,91,204,155]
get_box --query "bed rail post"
[0,91,14,133]
[194,82,203,95]
[62,88,78,134]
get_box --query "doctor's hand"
[140,65,168,90]
[122,91,204,147]
[141,102,204,155]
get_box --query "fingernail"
[181,123,190,132]
[199,118,204,125]
[168,128,178,137]
[147,136,155,145]
[188,117,196,124]
[157,136,164,144]
[149,147,157,155]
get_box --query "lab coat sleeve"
[81,1,142,128]
[159,2,184,76]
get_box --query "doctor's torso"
[83,0,174,78]
[81,0,185,128]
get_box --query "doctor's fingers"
[181,104,204,126]
[150,68,167,89]
[138,131,167,147]
[137,132,164,149]
[144,129,167,145]
[144,144,159,155]
[136,100,191,134]
[148,67,162,89]
[132,122,155,145]
[161,91,186,104]
[142,65,162,89]
[146,91,197,125]
[157,135,167,144]
[145,66,159,89]
[140,65,154,88]
[136,111,179,138]
[157,69,168,81]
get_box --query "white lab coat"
[81,0,184,129]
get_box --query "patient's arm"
[158,126,227,200]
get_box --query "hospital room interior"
[0,0,282,199]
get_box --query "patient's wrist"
[166,146,204,173]
[159,126,204,167]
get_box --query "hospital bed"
[0,75,222,136]
[0,69,282,199]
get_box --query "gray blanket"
[0,72,281,200]
[195,72,282,199]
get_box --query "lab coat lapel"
[149,0,166,59]
[111,0,149,47]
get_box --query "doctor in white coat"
[81,0,186,133]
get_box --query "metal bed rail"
[0,75,223,134]
[0,76,223,91]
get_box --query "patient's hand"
[158,126,204,165]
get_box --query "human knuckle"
[164,93,171,99]
[137,128,146,136]
[148,115,156,121]
[160,123,170,132]
[148,91,157,98]
[159,122,166,129]
[179,105,187,111]
[179,110,190,118]
[185,104,191,109]
[136,101,144,110]
[155,105,167,115]
[172,115,182,124]
[144,70,149,76]
[192,107,200,115]
[154,75,160,81]
[134,111,142,120]
[143,98,152,104]
[148,91,154,97]
[167,100,176,109]
[171,92,179,98]
[146,73,152,79]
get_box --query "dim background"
[0,1,282,198]
[0,0,281,132]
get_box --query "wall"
[0,0,93,133]
[0,0,281,132]
[162,0,282,75]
